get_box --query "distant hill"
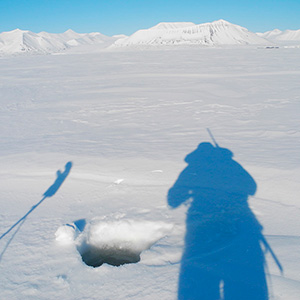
[0,29,115,55]
[112,20,271,47]
[257,28,300,45]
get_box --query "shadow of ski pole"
[0,161,73,259]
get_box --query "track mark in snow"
[254,196,300,211]
[114,178,124,185]
[72,119,89,124]
[55,274,70,288]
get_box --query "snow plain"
[0,46,300,299]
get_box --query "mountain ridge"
[257,28,300,44]
[0,28,115,55]
[1,20,300,55]
[113,20,271,47]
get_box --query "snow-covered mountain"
[113,20,271,47]
[0,29,67,54]
[38,29,113,47]
[257,28,300,45]
[1,21,300,55]
[0,29,115,55]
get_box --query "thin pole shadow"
[0,219,25,261]
[168,142,282,300]
[0,162,72,260]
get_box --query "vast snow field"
[0,47,300,299]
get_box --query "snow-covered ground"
[0,47,300,299]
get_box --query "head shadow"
[168,142,275,300]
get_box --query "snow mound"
[113,19,270,47]
[56,219,173,267]
[55,224,80,244]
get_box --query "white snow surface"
[113,20,270,47]
[0,46,300,299]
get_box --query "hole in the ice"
[80,245,141,267]
[75,220,173,268]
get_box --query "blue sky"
[0,0,299,35]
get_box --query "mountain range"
[0,29,116,55]
[257,28,300,44]
[1,20,299,55]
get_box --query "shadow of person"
[168,143,270,300]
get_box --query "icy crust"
[56,218,173,267]
[113,19,270,47]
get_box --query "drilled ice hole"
[76,219,173,268]
[79,244,141,267]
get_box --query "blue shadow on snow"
[0,162,73,246]
[168,142,281,300]
[73,219,87,232]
